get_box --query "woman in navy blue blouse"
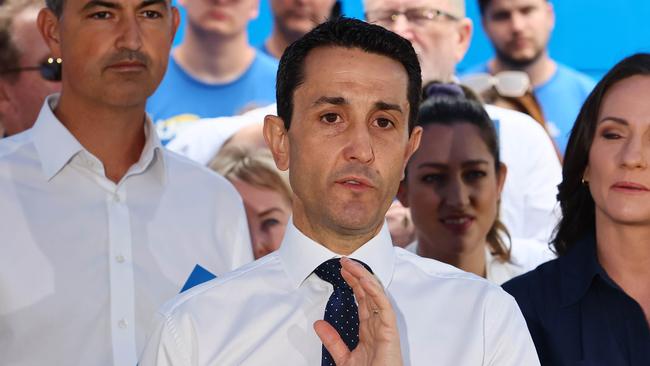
[503,53,650,365]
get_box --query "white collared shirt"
[0,95,254,366]
[140,221,540,366]
[405,238,555,285]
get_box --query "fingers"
[340,258,396,328]
[313,320,351,365]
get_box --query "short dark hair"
[276,17,422,133]
[44,0,62,17]
[478,0,548,16]
[552,53,650,255]
[414,82,511,262]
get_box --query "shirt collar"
[559,233,611,307]
[32,94,166,183]
[278,219,395,290]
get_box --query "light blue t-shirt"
[462,62,595,154]
[147,51,278,145]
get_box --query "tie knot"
[313,258,372,288]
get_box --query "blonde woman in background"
[211,147,292,259]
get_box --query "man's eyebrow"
[462,159,490,167]
[82,0,120,11]
[140,0,166,8]
[312,96,348,107]
[599,116,628,126]
[375,101,402,113]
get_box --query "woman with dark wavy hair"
[503,53,650,365]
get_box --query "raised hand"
[313,257,403,366]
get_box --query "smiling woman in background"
[210,147,292,259]
[398,83,553,284]
[503,53,650,365]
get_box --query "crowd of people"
[0,0,648,365]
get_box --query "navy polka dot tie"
[314,258,372,366]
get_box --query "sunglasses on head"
[0,57,62,82]
[460,71,531,98]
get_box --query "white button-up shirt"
[0,95,254,366]
[140,222,540,366]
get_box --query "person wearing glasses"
[465,0,596,155]
[0,0,61,138]
[364,0,561,252]
[0,0,254,364]
[503,53,650,365]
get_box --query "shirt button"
[118,319,128,329]
[115,255,125,263]
[113,194,120,203]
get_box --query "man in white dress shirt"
[0,0,253,364]
[140,18,539,366]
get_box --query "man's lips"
[611,181,650,192]
[107,61,146,71]
[335,176,374,190]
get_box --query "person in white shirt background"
[0,0,252,364]
[140,17,539,366]
[398,82,554,285]
[364,0,561,250]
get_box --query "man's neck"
[489,52,557,88]
[264,26,298,60]
[174,26,256,84]
[54,92,146,184]
[416,235,487,278]
[293,213,383,256]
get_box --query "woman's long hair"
[552,53,650,255]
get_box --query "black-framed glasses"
[0,57,62,81]
[366,7,460,28]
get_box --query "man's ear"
[401,125,422,180]
[454,17,473,64]
[263,115,290,171]
[171,6,180,42]
[37,8,62,59]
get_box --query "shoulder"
[394,247,506,293]
[252,51,279,74]
[553,64,597,92]
[0,130,38,175]
[158,253,283,319]
[162,148,239,198]
[502,258,561,310]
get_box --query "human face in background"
[38,0,179,109]
[364,0,472,83]
[181,0,258,37]
[398,123,506,256]
[265,46,421,246]
[0,7,61,136]
[270,0,335,39]
[585,75,650,227]
[481,0,554,68]
[231,179,292,259]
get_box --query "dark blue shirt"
[503,235,650,365]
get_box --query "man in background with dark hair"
[140,17,538,366]
[0,0,253,364]
[468,0,595,153]
[261,0,337,59]
[0,0,60,137]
